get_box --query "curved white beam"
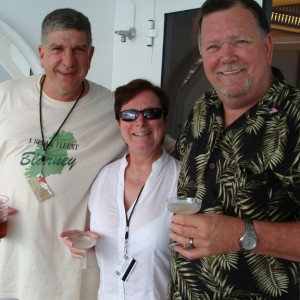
[0,18,42,76]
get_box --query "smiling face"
[118,89,166,157]
[38,29,94,100]
[200,3,273,111]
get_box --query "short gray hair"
[41,8,92,46]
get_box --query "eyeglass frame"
[119,107,165,122]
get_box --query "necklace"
[39,75,85,166]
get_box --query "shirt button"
[209,163,215,169]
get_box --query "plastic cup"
[0,195,9,239]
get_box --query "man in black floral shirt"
[168,0,300,299]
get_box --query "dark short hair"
[114,79,169,121]
[41,8,92,46]
[198,0,270,44]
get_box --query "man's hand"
[170,213,244,260]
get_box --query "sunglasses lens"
[120,111,138,121]
[143,108,163,120]
[120,108,163,122]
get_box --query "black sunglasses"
[119,108,164,122]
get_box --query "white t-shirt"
[0,75,125,300]
[89,151,180,300]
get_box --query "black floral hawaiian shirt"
[168,68,300,300]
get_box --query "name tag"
[28,173,54,202]
[114,253,137,281]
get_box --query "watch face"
[240,235,257,250]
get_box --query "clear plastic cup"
[0,195,9,239]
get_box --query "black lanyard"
[124,185,144,253]
[39,75,85,168]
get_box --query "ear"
[265,33,273,65]
[88,46,95,61]
[38,45,45,68]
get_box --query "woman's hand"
[60,230,100,259]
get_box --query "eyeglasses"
[119,108,164,122]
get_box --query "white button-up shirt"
[89,151,180,300]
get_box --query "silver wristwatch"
[239,219,258,251]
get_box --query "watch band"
[245,219,255,235]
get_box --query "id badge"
[114,253,137,281]
[28,173,54,202]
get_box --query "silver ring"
[189,237,195,248]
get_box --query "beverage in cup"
[0,195,9,239]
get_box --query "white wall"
[0,0,263,90]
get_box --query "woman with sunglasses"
[61,79,179,299]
